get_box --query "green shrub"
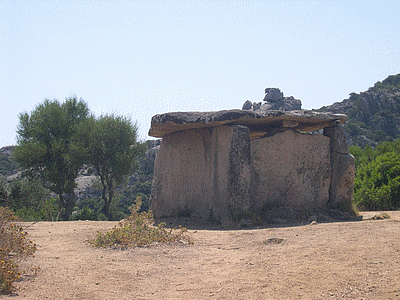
[351,140,400,210]
[71,206,98,221]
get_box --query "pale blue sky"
[1,1,399,146]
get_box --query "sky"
[1,1,399,147]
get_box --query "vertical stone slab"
[227,125,251,218]
[329,153,356,210]
[150,125,251,220]
[150,128,214,218]
[251,130,331,211]
[323,125,350,155]
[323,126,355,211]
[209,125,233,219]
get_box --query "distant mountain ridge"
[316,73,400,147]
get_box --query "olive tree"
[13,96,89,220]
[78,115,145,219]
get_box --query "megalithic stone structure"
[148,109,355,222]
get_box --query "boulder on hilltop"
[242,88,302,111]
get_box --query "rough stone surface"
[317,74,400,147]
[227,125,251,216]
[329,153,355,210]
[265,206,295,220]
[259,96,302,111]
[264,88,284,102]
[250,130,331,211]
[323,125,355,210]
[242,87,302,112]
[323,126,350,155]
[74,175,101,200]
[0,146,14,157]
[242,100,252,110]
[252,102,262,110]
[149,109,348,139]
[150,125,251,220]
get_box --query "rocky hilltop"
[242,75,400,147]
[317,74,400,147]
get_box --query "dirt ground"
[2,211,400,300]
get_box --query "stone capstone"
[149,109,348,139]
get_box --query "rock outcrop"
[317,73,400,147]
[242,88,302,111]
[0,146,14,158]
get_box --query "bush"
[351,140,400,210]
[91,197,192,248]
[0,207,36,294]
[71,206,98,221]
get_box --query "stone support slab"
[324,125,355,210]
[250,130,332,211]
[150,125,251,220]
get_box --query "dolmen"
[148,108,355,224]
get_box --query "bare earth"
[3,212,400,300]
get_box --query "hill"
[316,73,400,147]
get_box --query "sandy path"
[3,212,400,300]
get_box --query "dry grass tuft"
[91,197,192,248]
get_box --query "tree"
[78,115,145,219]
[13,96,90,220]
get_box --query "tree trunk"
[59,192,75,221]
[102,188,109,219]
[104,181,113,220]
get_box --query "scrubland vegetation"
[351,139,400,211]
[0,207,36,294]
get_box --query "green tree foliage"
[7,178,57,221]
[13,96,90,220]
[76,115,145,220]
[117,144,158,216]
[72,142,157,221]
[350,139,400,210]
